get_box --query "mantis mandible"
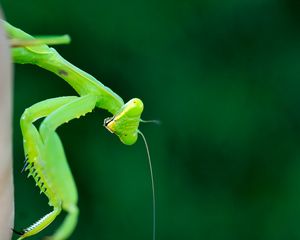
[3,20,156,240]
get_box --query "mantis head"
[104,98,144,145]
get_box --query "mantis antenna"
[140,119,161,125]
[138,130,156,240]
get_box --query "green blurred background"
[2,0,300,239]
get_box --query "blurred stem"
[0,13,14,240]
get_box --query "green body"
[4,20,144,240]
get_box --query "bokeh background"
[2,0,300,239]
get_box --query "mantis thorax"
[104,98,143,145]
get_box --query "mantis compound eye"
[104,98,144,145]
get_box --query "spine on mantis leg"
[3,20,124,115]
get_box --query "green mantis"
[3,20,155,240]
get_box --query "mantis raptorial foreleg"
[19,95,97,240]
[19,97,78,239]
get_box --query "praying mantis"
[3,20,155,240]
